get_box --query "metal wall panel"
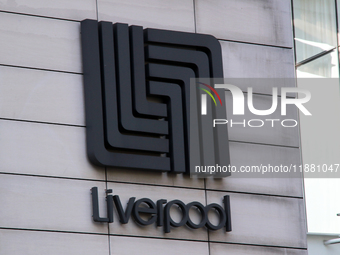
[226,92,300,147]
[0,66,84,126]
[195,0,293,47]
[0,120,104,180]
[220,41,296,94]
[0,174,108,234]
[206,142,303,197]
[110,236,209,255]
[0,12,81,73]
[0,0,97,20]
[97,0,195,32]
[211,243,307,255]
[207,191,307,248]
[0,229,109,255]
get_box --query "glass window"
[297,50,339,78]
[294,0,337,63]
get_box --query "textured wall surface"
[0,0,307,254]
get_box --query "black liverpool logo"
[81,19,230,175]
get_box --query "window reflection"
[297,50,339,78]
[294,0,337,63]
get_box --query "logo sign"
[81,19,230,175]
[91,187,232,233]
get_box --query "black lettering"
[224,195,232,232]
[113,195,135,224]
[164,200,188,233]
[205,203,226,230]
[132,198,157,226]
[91,187,109,222]
[156,199,167,226]
[186,201,207,229]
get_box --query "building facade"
[0,1,309,254]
